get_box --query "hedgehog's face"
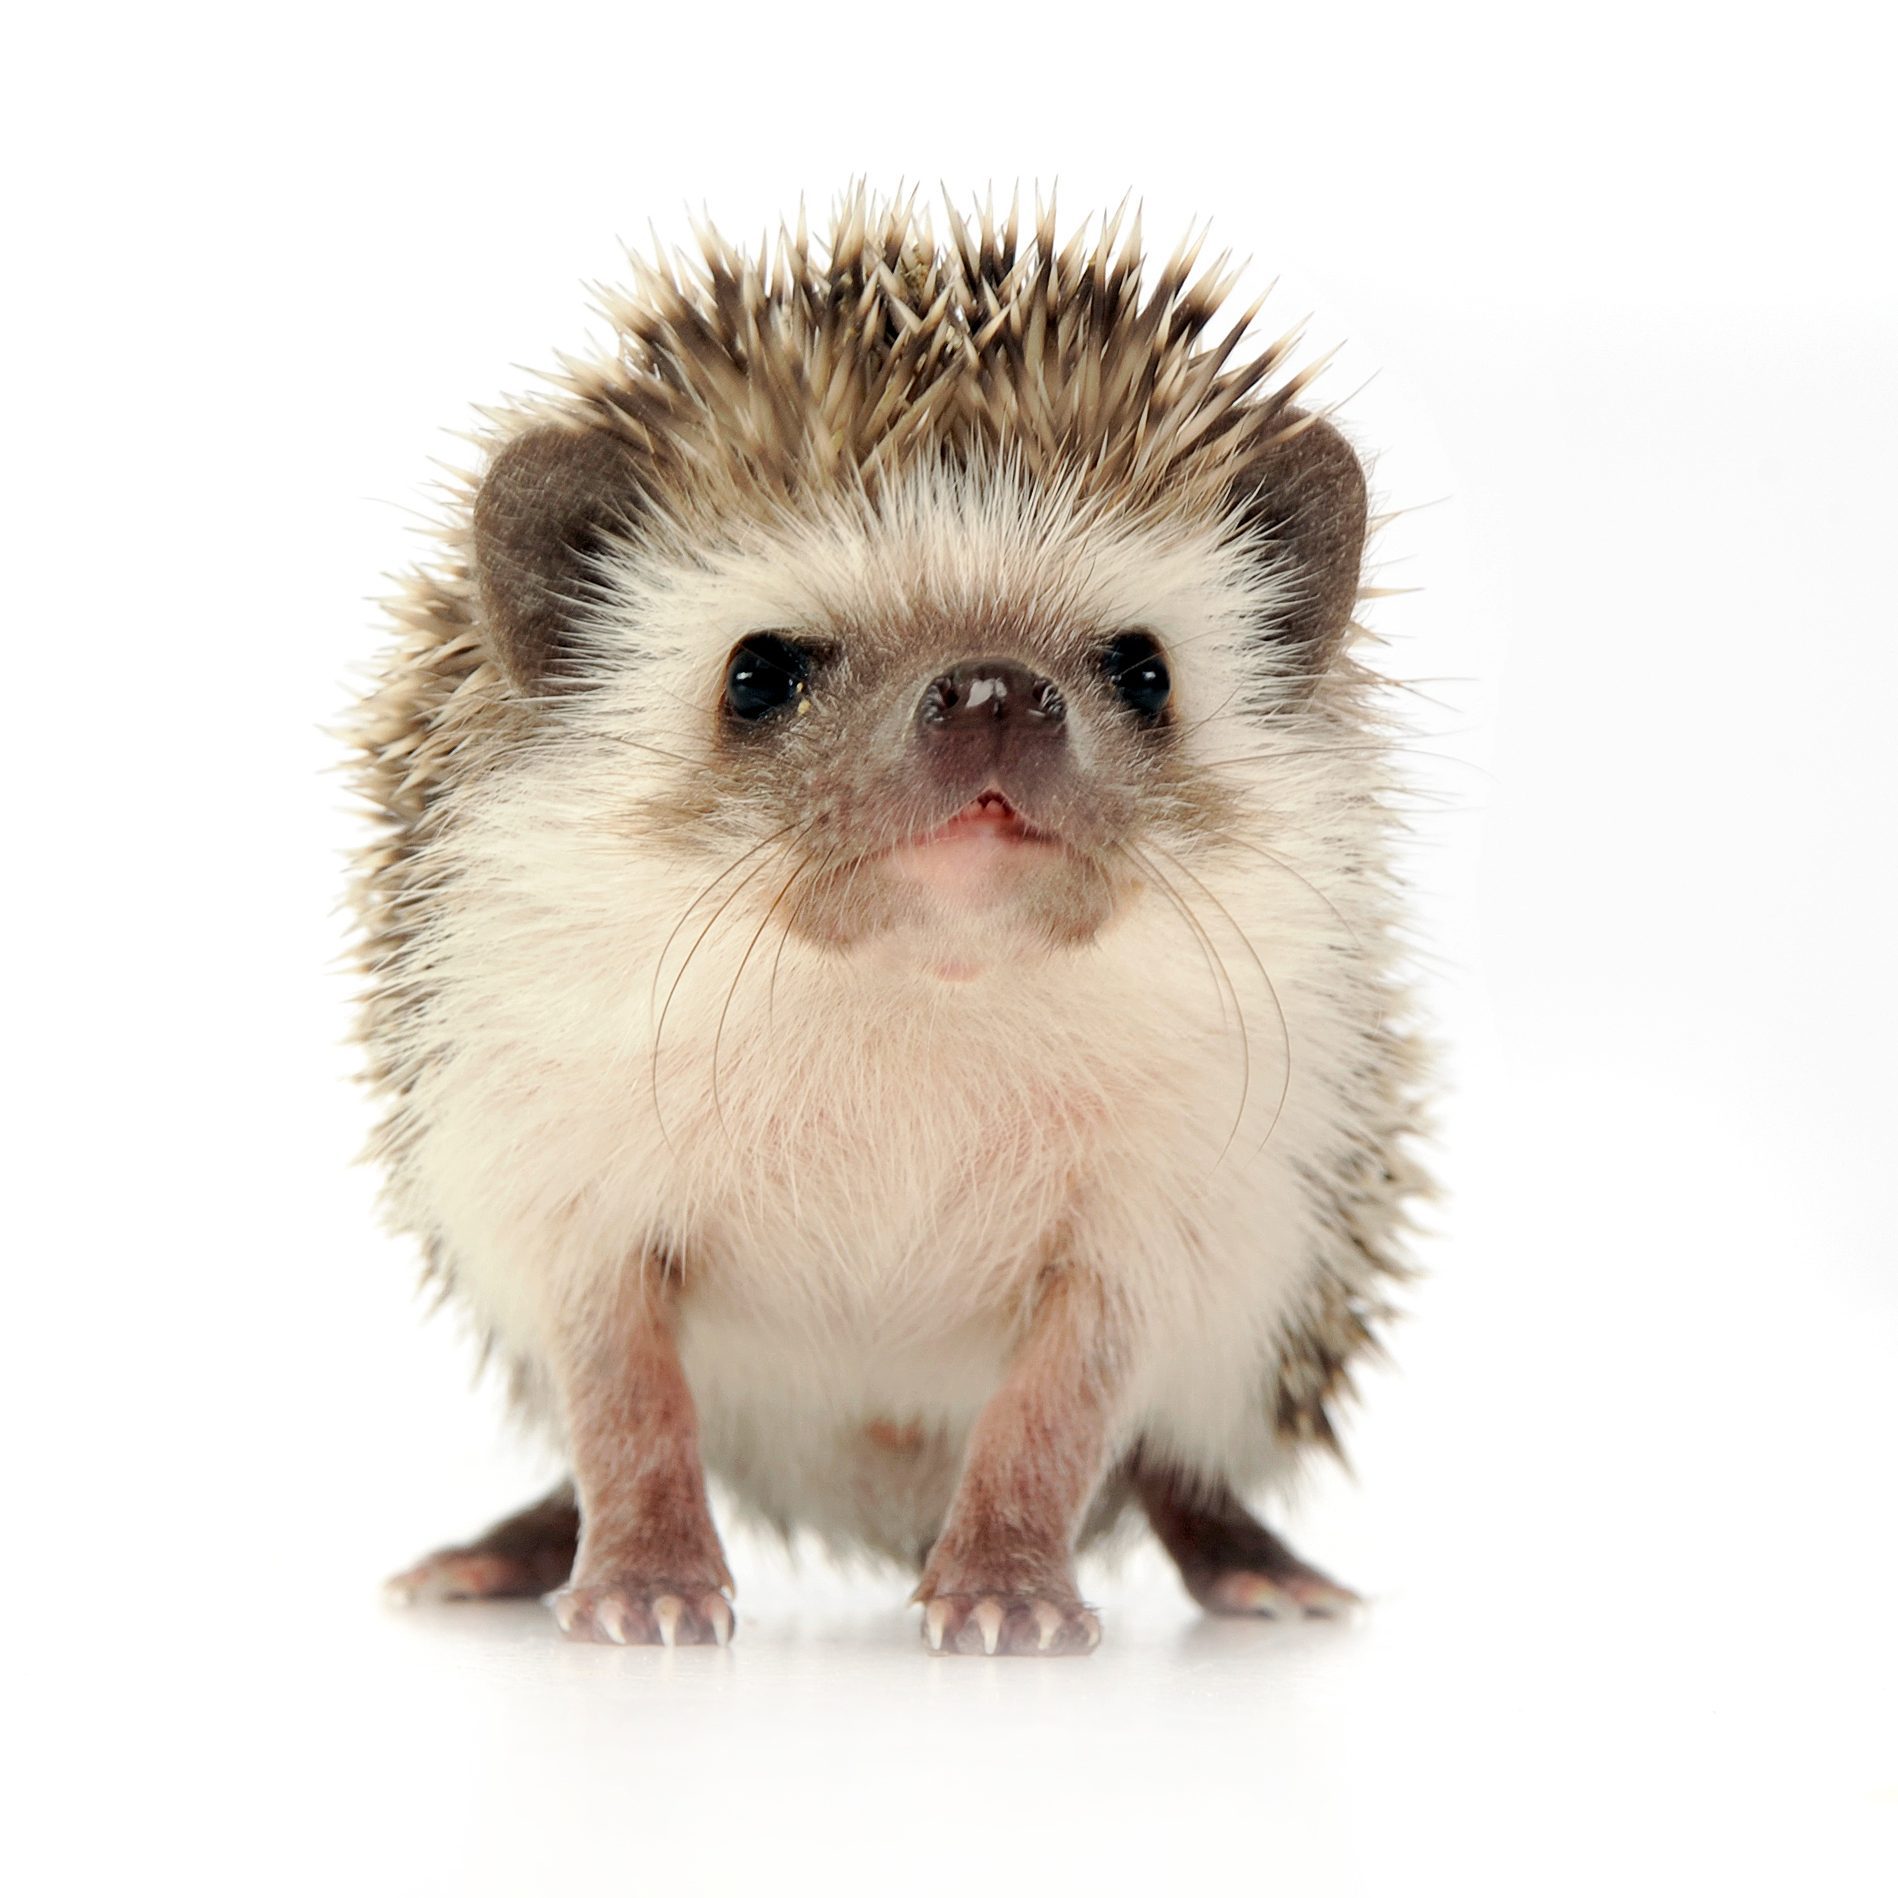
[470,428,1365,979]
[696,603,1195,973]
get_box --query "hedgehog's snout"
[914,657,1069,805]
[917,658,1067,734]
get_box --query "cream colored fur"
[371,457,1420,1564]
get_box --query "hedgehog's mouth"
[915,789,1052,847]
[787,783,1119,968]
[883,788,1062,894]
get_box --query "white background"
[8,4,1894,1893]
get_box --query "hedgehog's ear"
[472,423,642,695]
[1227,411,1367,670]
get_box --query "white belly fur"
[399,867,1392,1564]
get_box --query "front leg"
[915,1268,1122,1657]
[546,1271,735,1647]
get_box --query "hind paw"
[384,1488,580,1605]
[1197,1568,1360,1619]
[386,1549,562,1605]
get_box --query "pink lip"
[912,790,1052,848]
[882,789,1060,896]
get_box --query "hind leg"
[1135,1465,1359,1619]
[386,1484,580,1604]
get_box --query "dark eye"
[724,633,814,722]
[1101,632,1171,721]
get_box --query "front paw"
[918,1592,1101,1657]
[549,1579,735,1647]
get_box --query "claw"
[705,1595,734,1646]
[972,1599,1004,1655]
[1033,1601,1064,1652]
[923,1599,952,1652]
[1206,1572,1299,1617]
[1290,1579,1361,1618]
[653,1595,684,1647]
[597,1597,634,1644]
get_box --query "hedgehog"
[353,188,1431,1655]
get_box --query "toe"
[1199,1567,1362,1619]
[385,1551,539,1605]
[548,1580,735,1646]
[1203,1571,1303,1617]
[919,1593,1101,1657]
[1280,1573,1361,1617]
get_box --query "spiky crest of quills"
[505,186,1333,529]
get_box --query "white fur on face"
[377,458,1419,1561]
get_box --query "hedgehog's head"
[463,203,1367,981]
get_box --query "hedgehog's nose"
[917,659,1066,737]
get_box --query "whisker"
[711,845,826,1141]
[768,841,848,1027]
[648,820,808,1026]
[1122,842,1251,1168]
[649,824,811,1152]
[457,724,722,780]
[1214,832,1365,952]
[1195,737,1488,772]
[1168,681,1249,744]
[574,729,713,770]
[1110,841,1234,1036]
[1142,836,1294,1161]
